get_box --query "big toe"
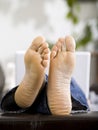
[65,35,76,52]
[33,36,45,44]
[31,36,45,51]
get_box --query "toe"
[58,38,65,43]
[50,45,58,59]
[65,36,76,52]
[38,42,48,54]
[56,41,62,52]
[33,36,45,44]
[42,60,48,67]
[58,38,66,52]
[43,54,49,60]
[50,39,62,59]
[31,36,45,51]
[43,48,50,54]
[42,48,50,58]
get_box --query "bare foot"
[15,36,50,108]
[47,35,76,115]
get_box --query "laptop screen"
[15,51,91,99]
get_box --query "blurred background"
[0,0,98,110]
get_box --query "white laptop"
[15,51,91,99]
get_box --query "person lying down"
[0,35,89,115]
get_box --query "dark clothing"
[0,75,90,114]
[0,64,5,101]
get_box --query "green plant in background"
[65,0,98,50]
[48,0,98,50]
[65,0,79,24]
[76,24,93,49]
